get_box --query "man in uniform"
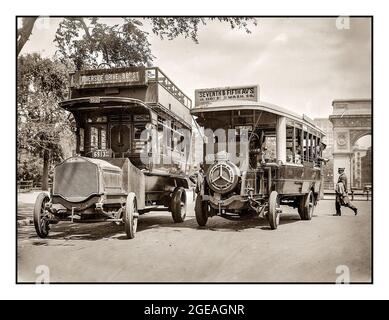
[335,167,358,216]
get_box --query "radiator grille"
[53,161,99,199]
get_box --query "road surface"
[17,193,372,283]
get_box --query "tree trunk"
[17,17,38,56]
[42,149,50,191]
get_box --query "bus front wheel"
[268,191,281,230]
[195,195,208,227]
[124,193,138,239]
[33,192,51,238]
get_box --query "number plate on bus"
[92,149,111,158]
[89,97,101,103]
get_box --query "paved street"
[17,193,372,283]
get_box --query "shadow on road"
[24,211,303,243]
[134,212,302,233]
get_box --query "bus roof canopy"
[191,99,325,135]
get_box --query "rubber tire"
[124,193,138,239]
[171,187,187,223]
[195,195,208,227]
[33,192,50,238]
[299,190,315,220]
[268,191,280,230]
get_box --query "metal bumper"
[203,194,249,210]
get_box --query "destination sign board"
[70,67,146,88]
[195,85,259,106]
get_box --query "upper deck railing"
[145,67,192,109]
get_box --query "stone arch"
[329,99,371,189]
[350,130,371,147]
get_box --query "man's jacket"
[335,181,346,195]
[338,173,348,191]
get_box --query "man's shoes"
[333,213,341,216]
[354,208,358,216]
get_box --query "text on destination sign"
[195,85,258,105]
[79,71,140,85]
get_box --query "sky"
[20,17,372,118]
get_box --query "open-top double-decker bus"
[33,67,192,239]
[191,85,326,229]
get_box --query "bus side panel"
[312,168,322,193]
[157,84,192,125]
[108,158,146,209]
[126,161,146,209]
[145,82,158,103]
[276,165,305,195]
[145,174,189,205]
[276,165,321,195]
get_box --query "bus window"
[263,136,276,163]
[90,127,98,149]
[89,125,107,150]
[303,131,308,162]
[110,124,130,155]
[157,120,171,163]
[316,137,321,157]
[295,128,303,164]
[286,126,294,163]
[172,132,185,154]
[312,135,317,160]
[87,116,107,123]
[134,125,143,140]
[133,124,147,153]
[100,128,106,149]
[79,128,84,152]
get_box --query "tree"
[17,53,74,190]
[53,17,257,70]
[17,17,38,56]
[18,17,257,65]
[149,17,257,43]
[54,18,154,70]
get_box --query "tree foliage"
[149,17,257,43]
[54,18,154,70]
[17,53,74,186]
[53,17,257,70]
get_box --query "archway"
[329,99,372,189]
[351,134,372,189]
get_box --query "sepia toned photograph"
[16,16,372,283]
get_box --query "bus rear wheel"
[299,190,315,220]
[171,187,187,223]
[195,195,208,227]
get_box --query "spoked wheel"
[33,192,51,238]
[298,190,315,220]
[268,191,281,230]
[195,195,208,227]
[124,193,138,239]
[171,187,187,223]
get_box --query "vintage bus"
[33,67,192,239]
[191,85,326,229]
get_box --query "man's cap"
[338,167,345,171]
